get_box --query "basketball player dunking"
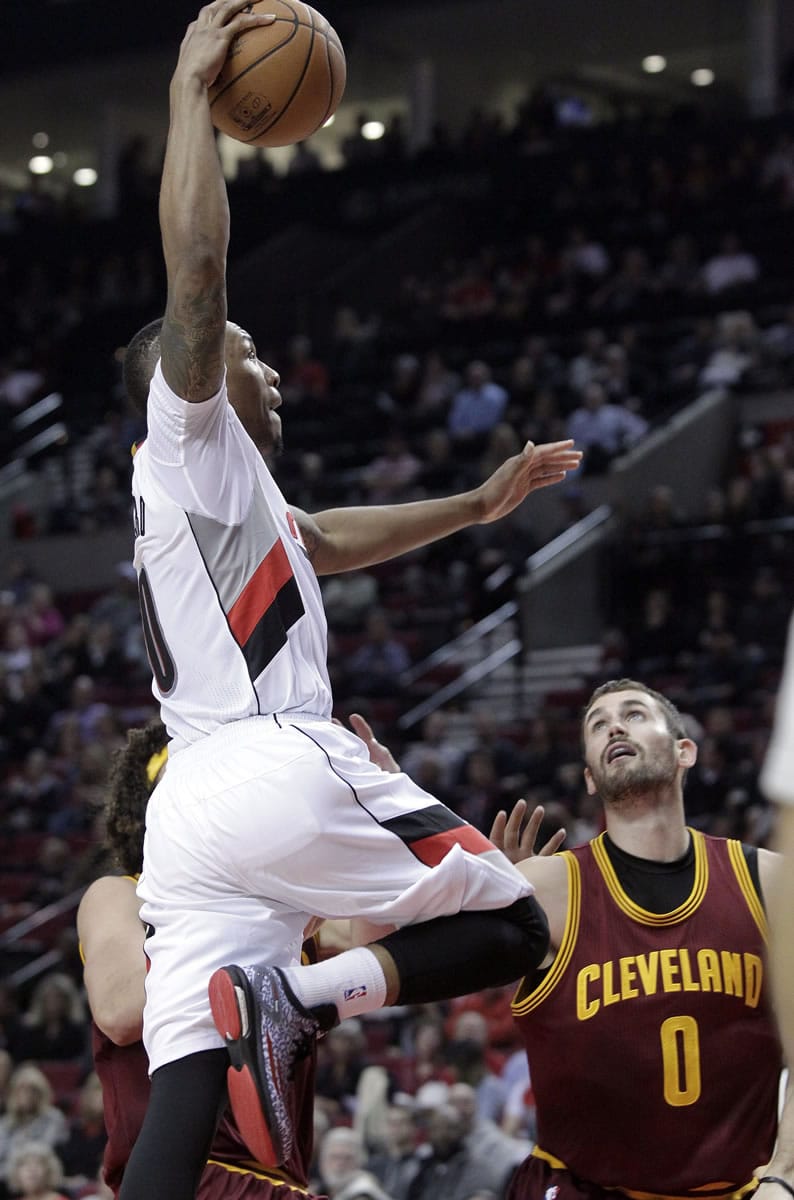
[116,4,581,1199]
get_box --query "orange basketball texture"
[208,1,346,148]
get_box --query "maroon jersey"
[511,831,781,1199]
[92,1025,318,1198]
[90,933,320,1198]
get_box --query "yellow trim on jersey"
[146,746,168,785]
[205,1159,309,1193]
[590,829,708,926]
[512,852,581,1015]
[530,1148,758,1200]
[614,1182,759,1200]
[726,840,767,941]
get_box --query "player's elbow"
[96,1003,144,1047]
[89,987,144,1046]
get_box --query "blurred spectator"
[47,742,108,837]
[560,226,610,279]
[399,712,466,795]
[366,1104,421,1200]
[376,355,422,417]
[5,1139,69,1200]
[315,1021,368,1123]
[0,350,46,411]
[24,586,65,649]
[347,610,412,699]
[449,747,505,832]
[2,559,36,607]
[416,430,467,497]
[361,433,422,503]
[698,311,759,390]
[565,382,648,474]
[75,466,127,532]
[446,986,521,1057]
[288,140,322,176]
[2,621,34,684]
[478,425,522,487]
[58,1072,105,1188]
[0,1066,67,1184]
[444,1011,508,1122]
[447,362,508,451]
[315,1127,389,1200]
[405,1103,493,1200]
[47,677,110,750]
[700,232,760,295]
[280,334,329,406]
[22,838,72,909]
[414,352,460,428]
[447,1081,529,1195]
[73,1167,114,1200]
[568,328,607,395]
[441,258,496,323]
[322,571,380,632]
[5,751,63,829]
[589,247,654,316]
[12,974,87,1063]
[658,234,701,296]
[399,1014,455,1096]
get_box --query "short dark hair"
[105,718,167,874]
[582,678,688,747]
[123,317,163,415]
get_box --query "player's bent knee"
[378,896,550,1006]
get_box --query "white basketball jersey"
[131,363,332,752]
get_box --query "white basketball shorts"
[138,713,532,1073]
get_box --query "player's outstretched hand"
[348,712,401,775]
[490,797,566,864]
[477,440,582,524]
[176,0,275,88]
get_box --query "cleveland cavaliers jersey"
[511,831,781,1198]
[131,363,332,752]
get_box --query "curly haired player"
[77,721,323,1200]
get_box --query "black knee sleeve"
[378,895,550,1006]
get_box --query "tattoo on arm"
[161,278,226,401]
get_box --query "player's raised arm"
[158,0,274,403]
[293,439,583,575]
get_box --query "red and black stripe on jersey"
[226,538,305,681]
[187,503,306,685]
[380,804,494,865]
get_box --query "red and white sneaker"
[209,963,334,1167]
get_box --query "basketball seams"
[209,16,300,110]
[209,0,345,148]
[241,16,326,146]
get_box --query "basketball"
[209,0,346,148]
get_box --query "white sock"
[281,947,387,1020]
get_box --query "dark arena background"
[0,1,793,1194]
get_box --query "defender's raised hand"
[490,797,566,864]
